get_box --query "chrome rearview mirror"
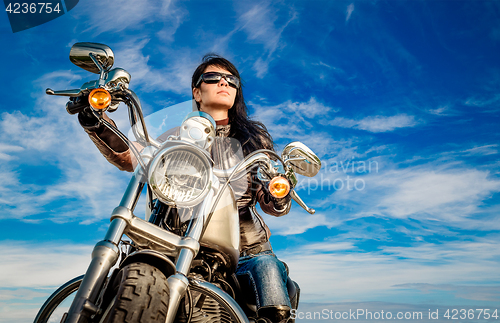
[282,142,321,177]
[69,42,114,74]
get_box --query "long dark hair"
[192,54,275,156]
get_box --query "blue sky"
[1,0,500,322]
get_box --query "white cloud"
[280,238,500,303]
[376,169,500,221]
[346,3,355,22]
[262,209,341,235]
[0,242,92,288]
[0,242,94,323]
[327,114,418,132]
[236,2,297,77]
[76,0,186,38]
[465,94,500,108]
[428,105,451,116]
[393,283,500,302]
[0,72,130,222]
[250,97,359,159]
[460,144,498,156]
[112,38,198,95]
[0,143,24,160]
[0,289,46,301]
[297,152,500,232]
[251,97,332,134]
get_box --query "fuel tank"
[200,185,240,271]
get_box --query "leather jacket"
[82,117,291,252]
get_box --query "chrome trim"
[124,89,160,147]
[118,169,146,210]
[64,241,120,323]
[204,150,277,238]
[89,53,107,85]
[45,88,82,97]
[105,68,131,90]
[33,275,83,323]
[69,42,114,74]
[282,142,321,177]
[45,80,99,98]
[165,274,190,323]
[290,190,315,214]
[110,206,200,256]
[175,190,213,275]
[104,218,127,244]
[189,278,250,323]
[148,144,213,207]
[213,151,274,179]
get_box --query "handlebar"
[66,96,89,115]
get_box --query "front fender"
[120,249,176,278]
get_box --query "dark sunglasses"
[195,72,240,89]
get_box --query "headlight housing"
[148,144,212,207]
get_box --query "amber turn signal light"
[268,176,290,198]
[88,88,111,110]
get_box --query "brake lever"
[46,88,82,97]
[290,190,315,214]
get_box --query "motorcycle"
[35,42,321,323]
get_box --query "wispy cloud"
[346,3,355,22]
[0,242,93,323]
[0,241,92,288]
[0,72,130,222]
[465,94,500,109]
[76,0,186,39]
[0,143,24,160]
[393,283,500,302]
[236,2,297,77]
[250,97,356,157]
[325,114,418,132]
[280,237,500,303]
[375,168,500,221]
[251,97,332,135]
[460,144,498,156]
[263,209,341,235]
[113,38,198,95]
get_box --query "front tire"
[106,262,169,323]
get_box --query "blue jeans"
[235,250,291,309]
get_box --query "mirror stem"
[89,53,107,86]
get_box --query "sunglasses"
[196,72,240,89]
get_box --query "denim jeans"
[235,250,291,309]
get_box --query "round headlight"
[148,145,212,207]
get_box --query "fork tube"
[164,191,213,323]
[64,170,145,323]
[175,190,213,275]
[119,167,146,210]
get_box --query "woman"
[79,54,295,323]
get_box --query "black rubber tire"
[106,262,169,323]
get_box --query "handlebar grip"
[66,96,89,115]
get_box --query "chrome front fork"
[163,190,214,323]
[64,169,145,323]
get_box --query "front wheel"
[105,262,169,323]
